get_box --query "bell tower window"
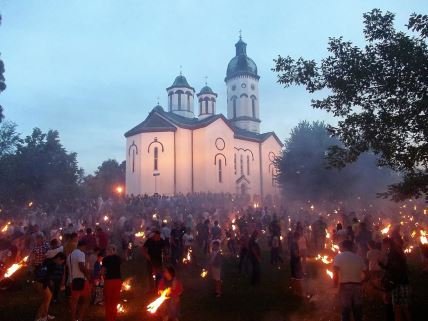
[218,159,223,183]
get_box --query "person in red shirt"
[158,266,183,321]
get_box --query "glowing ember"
[201,269,208,278]
[326,269,334,279]
[381,224,391,235]
[3,256,29,279]
[117,303,125,314]
[135,231,145,238]
[147,288,171,314]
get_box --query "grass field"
[1,246,428,321]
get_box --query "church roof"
[166,74,195,91]
[225,38,259,81]
[197,85,217,96]
[124,106,283,147]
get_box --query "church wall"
[131,131,175,195]
[175,127,192,194]
[260,136,283,198]
[233,138,261,197]
[193,119,235,194]
[126,135,143,196]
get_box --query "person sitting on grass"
[210,240,223,297]
[158,266,183,321]
[35,252,66,321]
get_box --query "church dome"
[172,75,190,87]
[225,38,258,81]
[198,85,214,95]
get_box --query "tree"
[0,121,21,157]
[0,128,82,206]
[273,10,428,201]
[275,121,397,204]
[83,159,125,198]
[0,15,6,122]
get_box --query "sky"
[0,0,426,173]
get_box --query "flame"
[121,279,131,291]
[147,288,171,314]
[3,256,29,279]
[280,235,283,241]
[117,303,125,314]
[28,202,33,207]
[404,246,414,254]
[331,244,340,253]
[115,186,123,194]
[201,269,208,278]
[326,269,334,279]
[325,229,331,239]
[103,215,109,222]
[315,254,333,265]
[182,248,192,264]
[135,231,145,238]
[381,224,391,235]
[420,230,427,245]
[310,205,315,210]
[1,221,11,233]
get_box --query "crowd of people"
[0,193,426,321]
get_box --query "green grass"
[1,248,428,321]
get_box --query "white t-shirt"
[67,248,86,280]
[46,246,64,259]
[333,251,365,283]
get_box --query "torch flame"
[201,269,208,278]
[326,269,334,279]
[420,230,427,245]
[1,221,11,233]
[147,288,171,314]
[316,254,333,265]
[3,256,29,279]
[135,231,145,238]
[381,224,391,235]
[182,248,192,264]
[121,279,131,291]
[117,303,125,314]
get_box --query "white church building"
[124,37,283,199]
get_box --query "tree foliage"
[83,159,125,198]
[273,9,428,201]
[0,14,6,122]
[0,127,82,206]
[275,121,398,204]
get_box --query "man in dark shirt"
[143,231,165,289]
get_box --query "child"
[93,250,104,305]
[210,240,223,297]
[158,266,183,321]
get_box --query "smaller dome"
[199,85,214,95]
[153,104,164,112]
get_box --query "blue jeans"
[339,283,363,321]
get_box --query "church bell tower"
[225,35,260,133]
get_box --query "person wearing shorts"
[67,240,91,321]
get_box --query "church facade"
[124,37,283,199]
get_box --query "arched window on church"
[234,154,237,175]
[154,147,159,171]
[218,159,222,183]
[232,97,237,118]
[187,94,191,111]
[247,155,250,175]
[240,154,243,175]
[205,100,209,114]
[251,96,256,118]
